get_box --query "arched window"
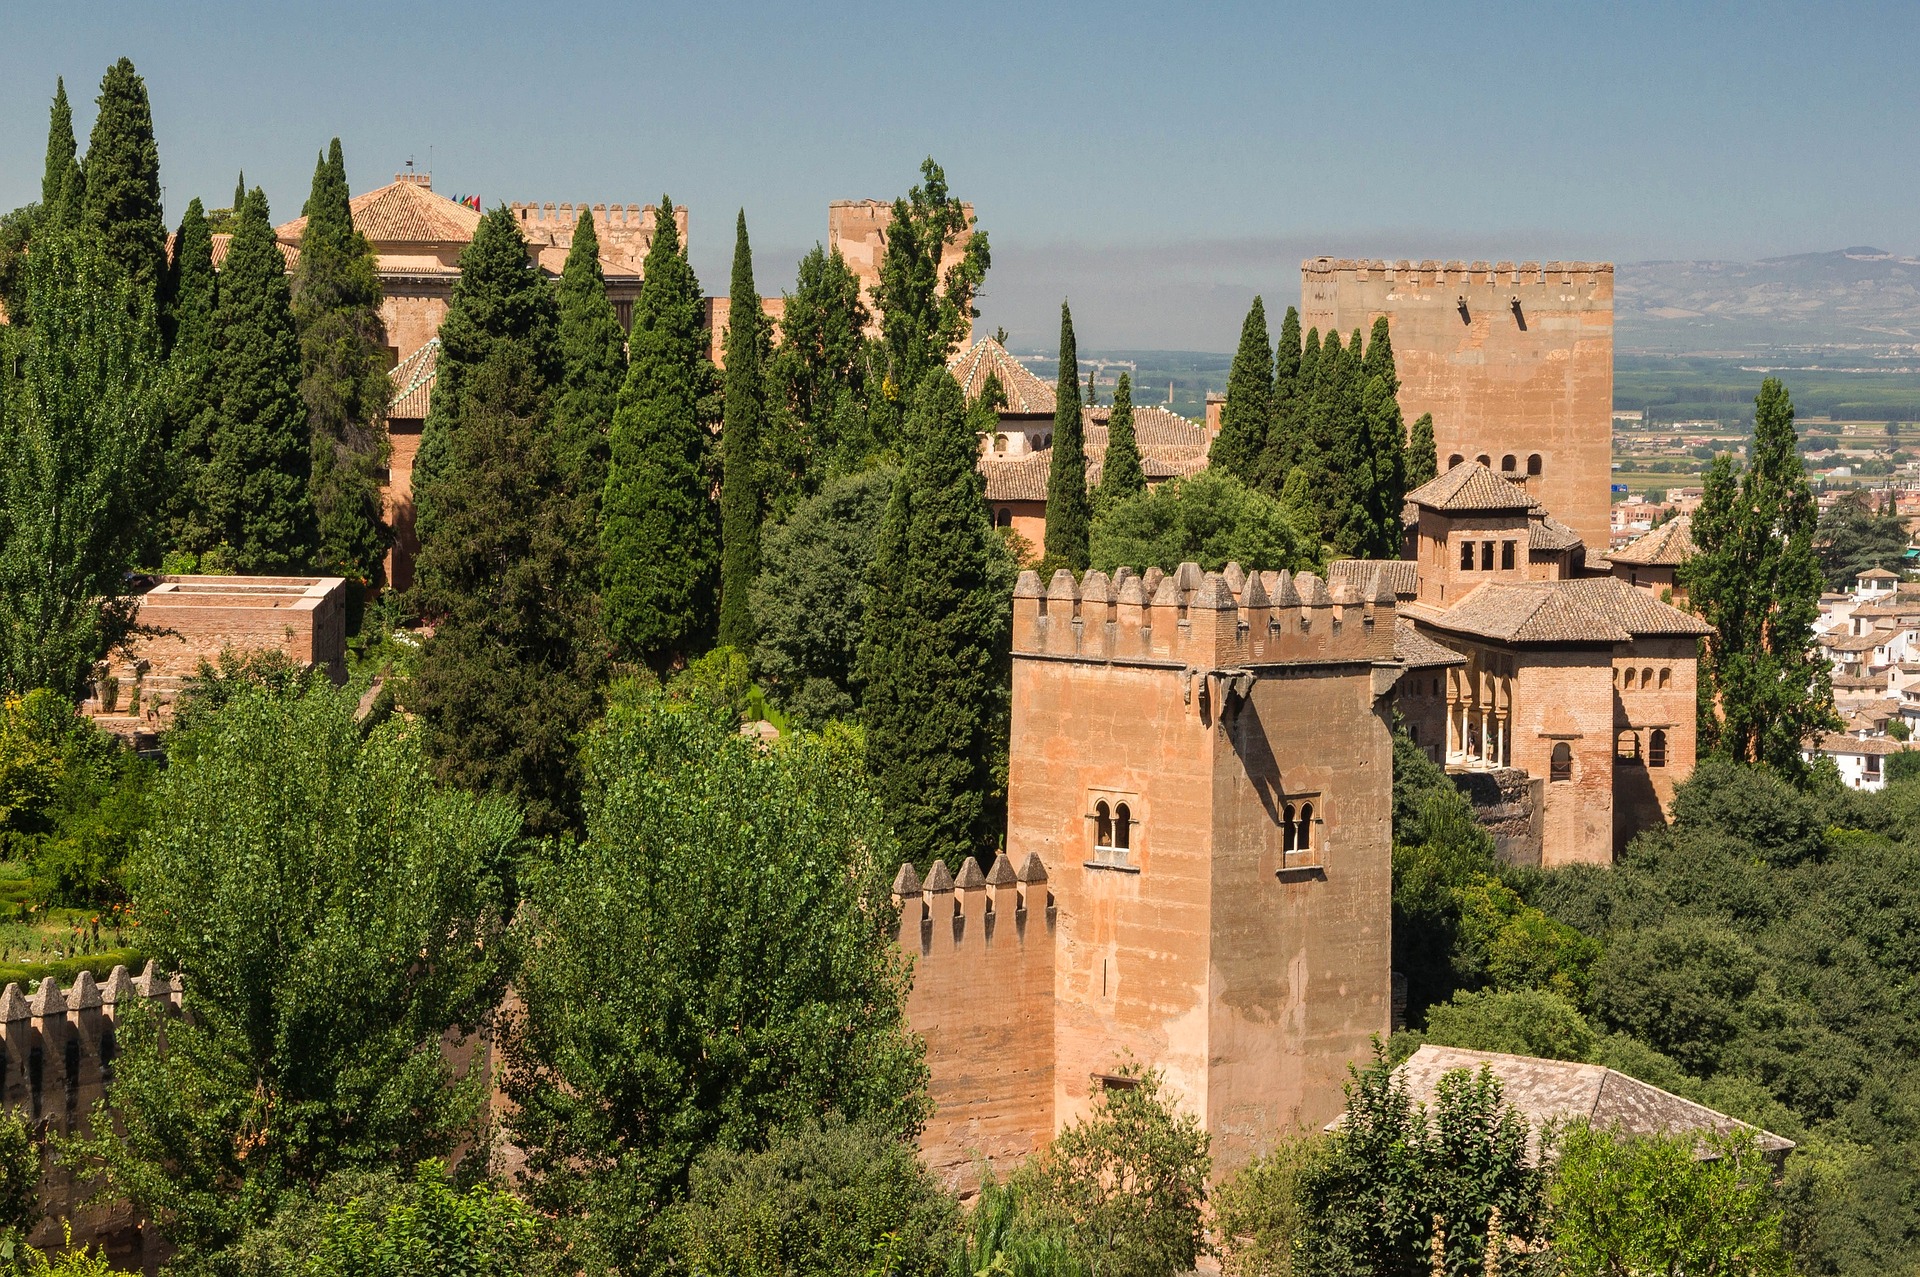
[1649,729,1668,768]
[1641,667,1654,687]
[995,508,1012,528]
[1616,729,1640,761]
[1658,667,1671,689]
[1043,433,1053,448]
[1114,803,1132,850]
[1281,802,1297,853]
[1501,540,1516,570]
[1461,541,1475,570]
[1448,453,1464,468]
[1501,454,1517,472]
[1623,667,1637,690]
[1296,802,1314,852]
[1476,453,1492,467]
[1409,723,1420,744]
[1094,800,1113,850]
[1527,454,1542,476]
[993,434,1008,453]
[1550,742,1573,781]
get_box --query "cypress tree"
[600,196,716,668]
[1406,412,1439,488]
[1347,374,1407,559]
[42,77,84,227]
[553,207,626,504]
[201,188,315,570]
[413,206,561,547]
[80,58,166,309]
[1296,328,1347,545]
[1213,296,1272,482]
[1096,371,1146,507]
[1259,305,1304,491]
[1682,378,1836,771]
[1363,315,1399,396]
[293,139,391,587]
[719,210,768,652]
[1044,301,1091,568]
[161,198,219,552]
[857,372,1010,867]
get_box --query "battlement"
[1012,562,1399,670]
[509,201,665,232]
[0,963,177,1133]
[1302,257,1613,289]
[892,851,1055,952]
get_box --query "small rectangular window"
[1501,540,1516,570]
[1460,541,1474,570]
[1481,541,1495,571]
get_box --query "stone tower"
[1301,258,1615,552]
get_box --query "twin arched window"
[1094,800,1133,858]
[1281,800,1316,857]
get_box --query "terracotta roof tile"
[1529,515,1585,553]
[1607,517,1695,567]
[1413,577,1711,644]
[277,179,481,248]
[1406,461,1539,513]
[1331,559,1417,600]
[388,339,438,420]
[1394,618,1466,669]
[982,452,1051,502]
[1806,733,1912,757]
[949,338,1056,414]
[981,407,1211,503]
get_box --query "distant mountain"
[1617,248,1920,353]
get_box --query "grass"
[0,864,144,990]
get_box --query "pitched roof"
[1859,567,1901,581]
[982,452,1051,502]
[1394,619,1467,669]
[1529,515,1585,554]
[277,179,481,249]
[388,339,439,420]
[1805,733,1912,757]
[1413,577,1712,644]
[1405,461,1538,513]
[981,407,1211,503]
[1373,1045,1793,1159]
[1607,516,1695,567]
[949,338,1056,414]
[1331,559,1418,600]
[1825,632,1890,654]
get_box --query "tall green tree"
[42,76,84,227]
[1096,371,1146,508]
[293,139,391,586]
[73,684,518,1268]
[1345,372,1407,559]
[872,159,989,423]
[1259,305,1304,490]
[201,187,316,570]
[412,205,561,546]
[600,196,716,668]
[0,232,159,698]
[553,207,626,505]
[80,58,166,310]
[159,198,219,552]
[409,342,606,838]
[1044,301,1091,568]
[857,373,1011,868]
[1090,470,1315,576]
[1406,412,1439,489]
[764,244,871,508]
[1814,490,1909,590]
[1213,296,1273,483]
[503,693,927,1273]
[719,211,768,652]
[1363,315,1400,395]
[1681,379,1836,769]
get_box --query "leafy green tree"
[159,198,219,552]
[856,373,1011,868]
[1588,917,1762,1075]
[1295,1053,1543,1277]
[0,231,159,698]
[1012,1063,1211,1277]
[1421,988,1597,1062]
[1045,302,1091,568]
[752,466,896,727]
[553,207,626,505]
[0,688,153,906]
[664,1118,958,1277]
[293,139,391,587]
[1096,371,1147,509]
[1815,490,1910,591]
[1405,412,1438,489]
[408,343,606,838]
[412,205,561,545]
[872,159,989,418]
[1214,297,1273,483]
[1886,749,1920,785]
[80,58,166,311]
[1549,1123,1793,1277]
[73,684,518,1267]
[1089,470,1314,575]
[600,196,716,668]
[202,187,316,570]
[720,211,769,652]
[763,244,871,509]
[1210,1135,1322,1277]
[503,693,927,1273]
[1682,380,1837,769]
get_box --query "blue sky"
[5,1,1915,349]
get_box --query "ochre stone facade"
[901,561,1401,1183]
[1301,258,1615,552]
[829,199,975,338]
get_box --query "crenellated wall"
[893,852,1055,1191]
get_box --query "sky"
[4,1,1916,351]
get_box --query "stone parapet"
[1302,257,1614,288]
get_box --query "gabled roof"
[277,179,481,249]
[1412,577,1712,644]
[980,406,1211,503]
[1859,567,1901,581]
[982,452,1051,502]
[949,338,1056,414]
[1375,1045,1793,1160]
[1608,516,1695,567]
[1394,619,1467,669]
[389,339,439,420]
[1529,515,1585,554]
[1406,461,1538,513]
[1331,559,1417,600]
[1805,733,1911,757]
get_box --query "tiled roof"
[1529,515,1585,553]
[277,179,481,250]
[1369,1045,1792,1159]
[1413,577,1712,644]
[1824,632,1889,653]
[1806,733,1912,757]
[1394,619,1466,669]
[1859,567,1900,581]
[388,339,439,420]
[1405,461,1538,513]
[982,407,1211,503]
[1607,517,1695,567]
[949,338,1056,414]
[1331,559,1418,600]
[982,452,1051,502]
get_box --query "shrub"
[1089,470,1316,575]
[1423,988,1596,1062]
[1212,1136,1322,1277]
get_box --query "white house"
[1804,734,1911,791]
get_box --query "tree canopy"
[1090,470,1317,576]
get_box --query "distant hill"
[1618,248,1920,353]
